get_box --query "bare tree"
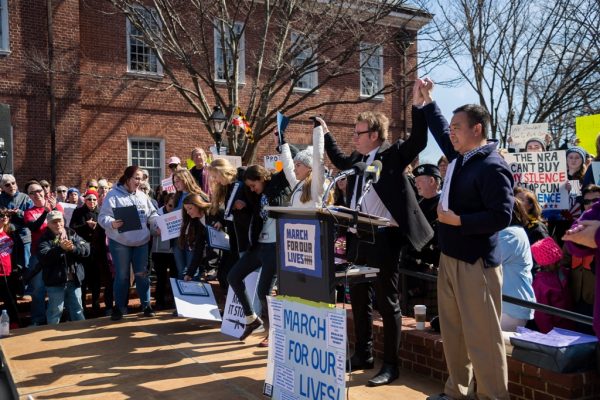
[95,0,432,162]
[423,0,600,146]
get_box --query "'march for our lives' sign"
[263,296,346,400]
[279,219,322,278]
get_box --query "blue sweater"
[422,101,514,266]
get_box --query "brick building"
[0,0,430,189]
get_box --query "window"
[128,138,164,189]
[360,44,383,98]
[126,8,162,75]
[214,22,245,82]
[291,32,317,91]
[0,0,10,55]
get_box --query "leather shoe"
[345,353,374,372]
[367,363,399,387]
[239,317,264,341]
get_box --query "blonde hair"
[356,111,389,141]
[207,158,238,215]
[172,169,208,206]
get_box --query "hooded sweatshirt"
[98,184,157,247]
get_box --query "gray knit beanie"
[293,146,313,168]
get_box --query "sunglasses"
[88,185,98,189]
[85,197,98,201]
[28,189,44,195]
[57,189,67,193]
[3,182,16,187]
[0,214,7,219]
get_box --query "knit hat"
[525,138,546,151]
[531,237,563,266]
[566,146,586,163]
[67,187,80,198]
[293,146,313,168]
[83,189,99,199]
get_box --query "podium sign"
[278,219,322,278]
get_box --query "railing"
[399,267,594,326]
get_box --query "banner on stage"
[504,151,569,210]
[510,123,548,150]
[170,278,221,321]
[263,296,346,399]
[279,219,322,278]
[155,209,182,241]
[162,177,176,193]
[221,269,262,339]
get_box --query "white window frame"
[127,138,165,189]
[0,0,10,55]
[214,21,245,83]
[360,43,384,99]
[291,32,318,92]
[126,8,163,76]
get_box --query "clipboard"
[207,225,230,250]
[113,205,142,233]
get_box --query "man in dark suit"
[318,82,433,387]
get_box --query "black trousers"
[347,227,403,365]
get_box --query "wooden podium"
[266,206,389,304]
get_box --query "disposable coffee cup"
[414,305,426,330]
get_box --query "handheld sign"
[161,177,176,194]
[504,151,569,210]
[510,123,549,150]
[155,209,183,241]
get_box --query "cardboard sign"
[212,154,243,169]
[263,296,346,399]
[161,177,176,193]
[171,278,221,321]
[510,123,549,149]
[264,154,283,172]
[155,209,182,241]
[221,270,262,339]
[59,203,76,227]
[576,114,600,156]
[504,151,569,209]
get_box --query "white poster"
[161,177,176,194]
[221,269,262,339]
[170,278,221,321]
[264,154,282,172]
[510,123,549,149]
[212,154,243,169]
[155,209,182,241]
[263,296,346,399]
[59,202,77,227]
[504,151,570,210]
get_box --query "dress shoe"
[345,353,374,372]
[239,317,264,341]
[367,363,399,387]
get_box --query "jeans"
[173,245,195,279]
[46,282,85,325]
[227,243,277,322]
[109,240,151,313]
[28,255,46,325]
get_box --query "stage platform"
[0,312,442,400]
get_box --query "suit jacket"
[324,106,434,251]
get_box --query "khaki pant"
[438,253,509,400]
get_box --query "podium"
[266,206,389,304]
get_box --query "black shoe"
[367,363,399,387]
[111,309,123,321]
[426,394,453,400]
[143,306,155,317]
[239,317,264,341]
[345,353,374,372]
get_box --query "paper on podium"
[171,278,222,321]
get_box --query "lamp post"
[208,105,227,155]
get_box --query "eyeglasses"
[353,130,372,137]
[3,182,16,187]
[583,198,600,205]
[169,164,179,168]
[57,189,67,193]
[85,197,97,201]
[28,189,44,195]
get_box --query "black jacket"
[182,218,211,278]
[38,227,90,287]
[69,206,106,252]
[324,106,434,251]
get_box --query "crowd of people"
[0,79,598,399]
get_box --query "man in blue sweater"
[417,78,513,400]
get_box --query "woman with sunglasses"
[0,209,21,328]
[70,189,108,316]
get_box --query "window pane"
[130,140,162,188]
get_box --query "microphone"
[336,162,367,178]
[363,160,382,184]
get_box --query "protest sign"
[59,203,76,226]
[592,162,600,185]
[161,176,175,193]
[213,154,243,169]
[504,151,569,209]
[576,114,600,156]
[263,296,346,399]
[155,209,182,241]
[510,123,549,150]
[170,278,221,321]
[264,154,283,172]
[278,219,321,279]
[221,270,262,338]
